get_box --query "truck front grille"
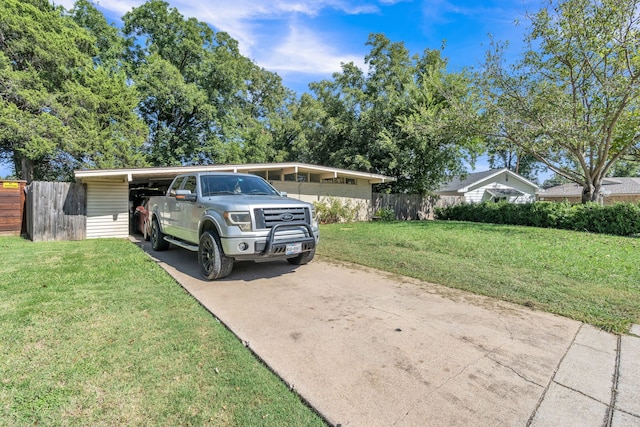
[254,207,310,229]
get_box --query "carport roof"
[74,162,395,186]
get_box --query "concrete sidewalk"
[134,238,639,426]
[530,324,640,426]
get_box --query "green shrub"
[434,201,640,236]
[374,208,396,221]
[313,196,362,224]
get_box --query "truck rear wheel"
[287,248,315,265]
[151,217,170,251]
[199,231,234,280]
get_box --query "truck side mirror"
[175,189,197,202]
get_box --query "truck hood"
[200,194,313,211]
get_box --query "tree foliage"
[608,160,640,177]
[305,34,478,193]
[478,0,640,202]
[0,0,147,181]
[70,0,129,70]
[122,0,296,167]
[485,138,544,183]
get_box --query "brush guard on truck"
[259,222,316,257]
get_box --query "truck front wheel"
[199,231,234,280]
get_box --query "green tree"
[479,0,640,202]
[608,160,640,177]
[122,0,294,167]
[268,92,325,164]
[307,34,478,193]
[485,139,543,183]
[542,173,572,189]
[0,0,146,181]
[70,0,129,70]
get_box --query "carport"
[73,163,393,239]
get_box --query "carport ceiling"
[74,162,395,187]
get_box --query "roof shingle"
[541,178,640,196]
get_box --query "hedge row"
[434,201,640,236]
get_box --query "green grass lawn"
[0,237,325,426]
[2,221,639,424]
[317,221,640,334]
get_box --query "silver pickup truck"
[148,172,319,280]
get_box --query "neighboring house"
[73,162,394,239]
[436,168,540,204]
[538,177,640,204]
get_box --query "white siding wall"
[465,176,537,204]
[86,179,129,239]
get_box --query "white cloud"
[261,23,366,74]
[54,0,144,16]
[175,0,377,59]
[63,0,372,73]
[52,0,76,10]
[53,0,374,77]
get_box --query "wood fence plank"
[372,193,463,220]
[26,182,86,241]
[0,180,26,236]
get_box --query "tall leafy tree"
[122,0,294,167]
[478,0,640,202]
[268,92,325,164]
[485,139,543,182]
[307,34,478,193]
[0,0,146,181]
[608,160,640,177]
[69,0,129,70]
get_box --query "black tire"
[287,248,315,265]
[150,217,169,251]
[199,231,234,280]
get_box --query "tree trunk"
[581,181,602,204]
[20,157,34,183]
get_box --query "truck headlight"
[224,211,252,231]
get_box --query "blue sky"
[63,0,534,94]
[3,0,542,178]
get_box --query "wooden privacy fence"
[0,180,27,236]
[372,193,463,220]
[25,182,86,242]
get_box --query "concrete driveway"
[133,237,639,427]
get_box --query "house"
[537,177,640,204]
[435,169,540,204]
[73,162,394,239]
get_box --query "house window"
[320,177,356,185]
[284,173,309,182]
[268,171,281,181]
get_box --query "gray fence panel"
[372,193,463,220]
[26,182,86,241]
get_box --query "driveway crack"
[487,354,544,388]
[391,345,502,426]
[367,304,402,318]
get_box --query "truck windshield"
[200,175,279,197]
